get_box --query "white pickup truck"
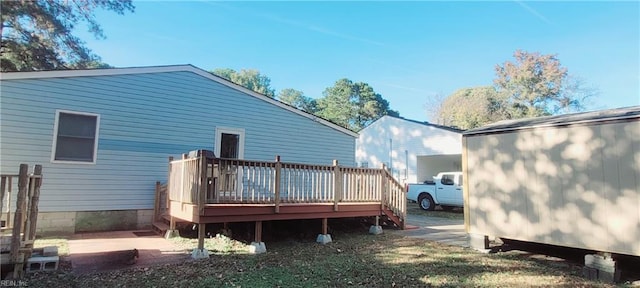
[406,172,464,211]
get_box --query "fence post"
[0,176,6,224]
[10,164,28,279]
[24,165,42,262]
[333,160,341,211]
[274,155,281,213]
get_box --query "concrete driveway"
[393,214,469,248]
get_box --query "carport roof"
[464,106,640,136]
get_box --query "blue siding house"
[0,65,357,234]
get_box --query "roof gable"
[0,64,357,137]
[363,115,463,134]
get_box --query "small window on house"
[51,110,100,164]
[215,127,245,159]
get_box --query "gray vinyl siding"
[0,71,355,212]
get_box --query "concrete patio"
[68,230,189,274]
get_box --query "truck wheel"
[418,194,435,211]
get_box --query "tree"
[431,50,593,129]
[434,86,504,130]
[211,68,276,98]
[316,78,399,131]
[494,50,589,118]
[1,0,134,72]
[278,88,317,113]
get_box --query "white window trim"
[214,127,245,159]
[51,110,100,164]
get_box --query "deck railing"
[167,153,406,222]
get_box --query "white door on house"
[215,127,245,198]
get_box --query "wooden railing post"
[380,164,387,209]
[333,160,341,211]
[168,156,176,232]
[10,164,28,279]
[153,181,161,222]
[274,155,281,213]
[199,153,207,215]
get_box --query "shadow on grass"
[22,218,621,287]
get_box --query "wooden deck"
[156,152,407,237]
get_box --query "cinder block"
[26,256,59,272]
[585,254,616,273]
[582,266,598,280]
[249,242,266,254]
[316,234,332,244]
[469,233,490,251]
[369,225,383,235]
[43,246,58,257]
[584,254,620,283]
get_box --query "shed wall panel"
[466,119,640,256]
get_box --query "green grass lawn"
[34,236,70,256]
[24,226,613,288]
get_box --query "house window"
[215,127,244,159]
[51,110,100,164]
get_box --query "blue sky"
[82,1,639,121]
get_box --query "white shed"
[463,106,640,257]
[356,115,462,185]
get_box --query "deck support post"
[369,215,383,235]
[220,222,231,237]
[316,218,332,244]
[369,216,382,235]
[165,156,179,239]
[249,221,266,254]
[191,223,209,259]
[165,216,179,239]
[322,218,328,235]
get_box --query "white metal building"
[356,115,463,185]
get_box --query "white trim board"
[0,64,358,138]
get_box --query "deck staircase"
[381,206,405,229]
